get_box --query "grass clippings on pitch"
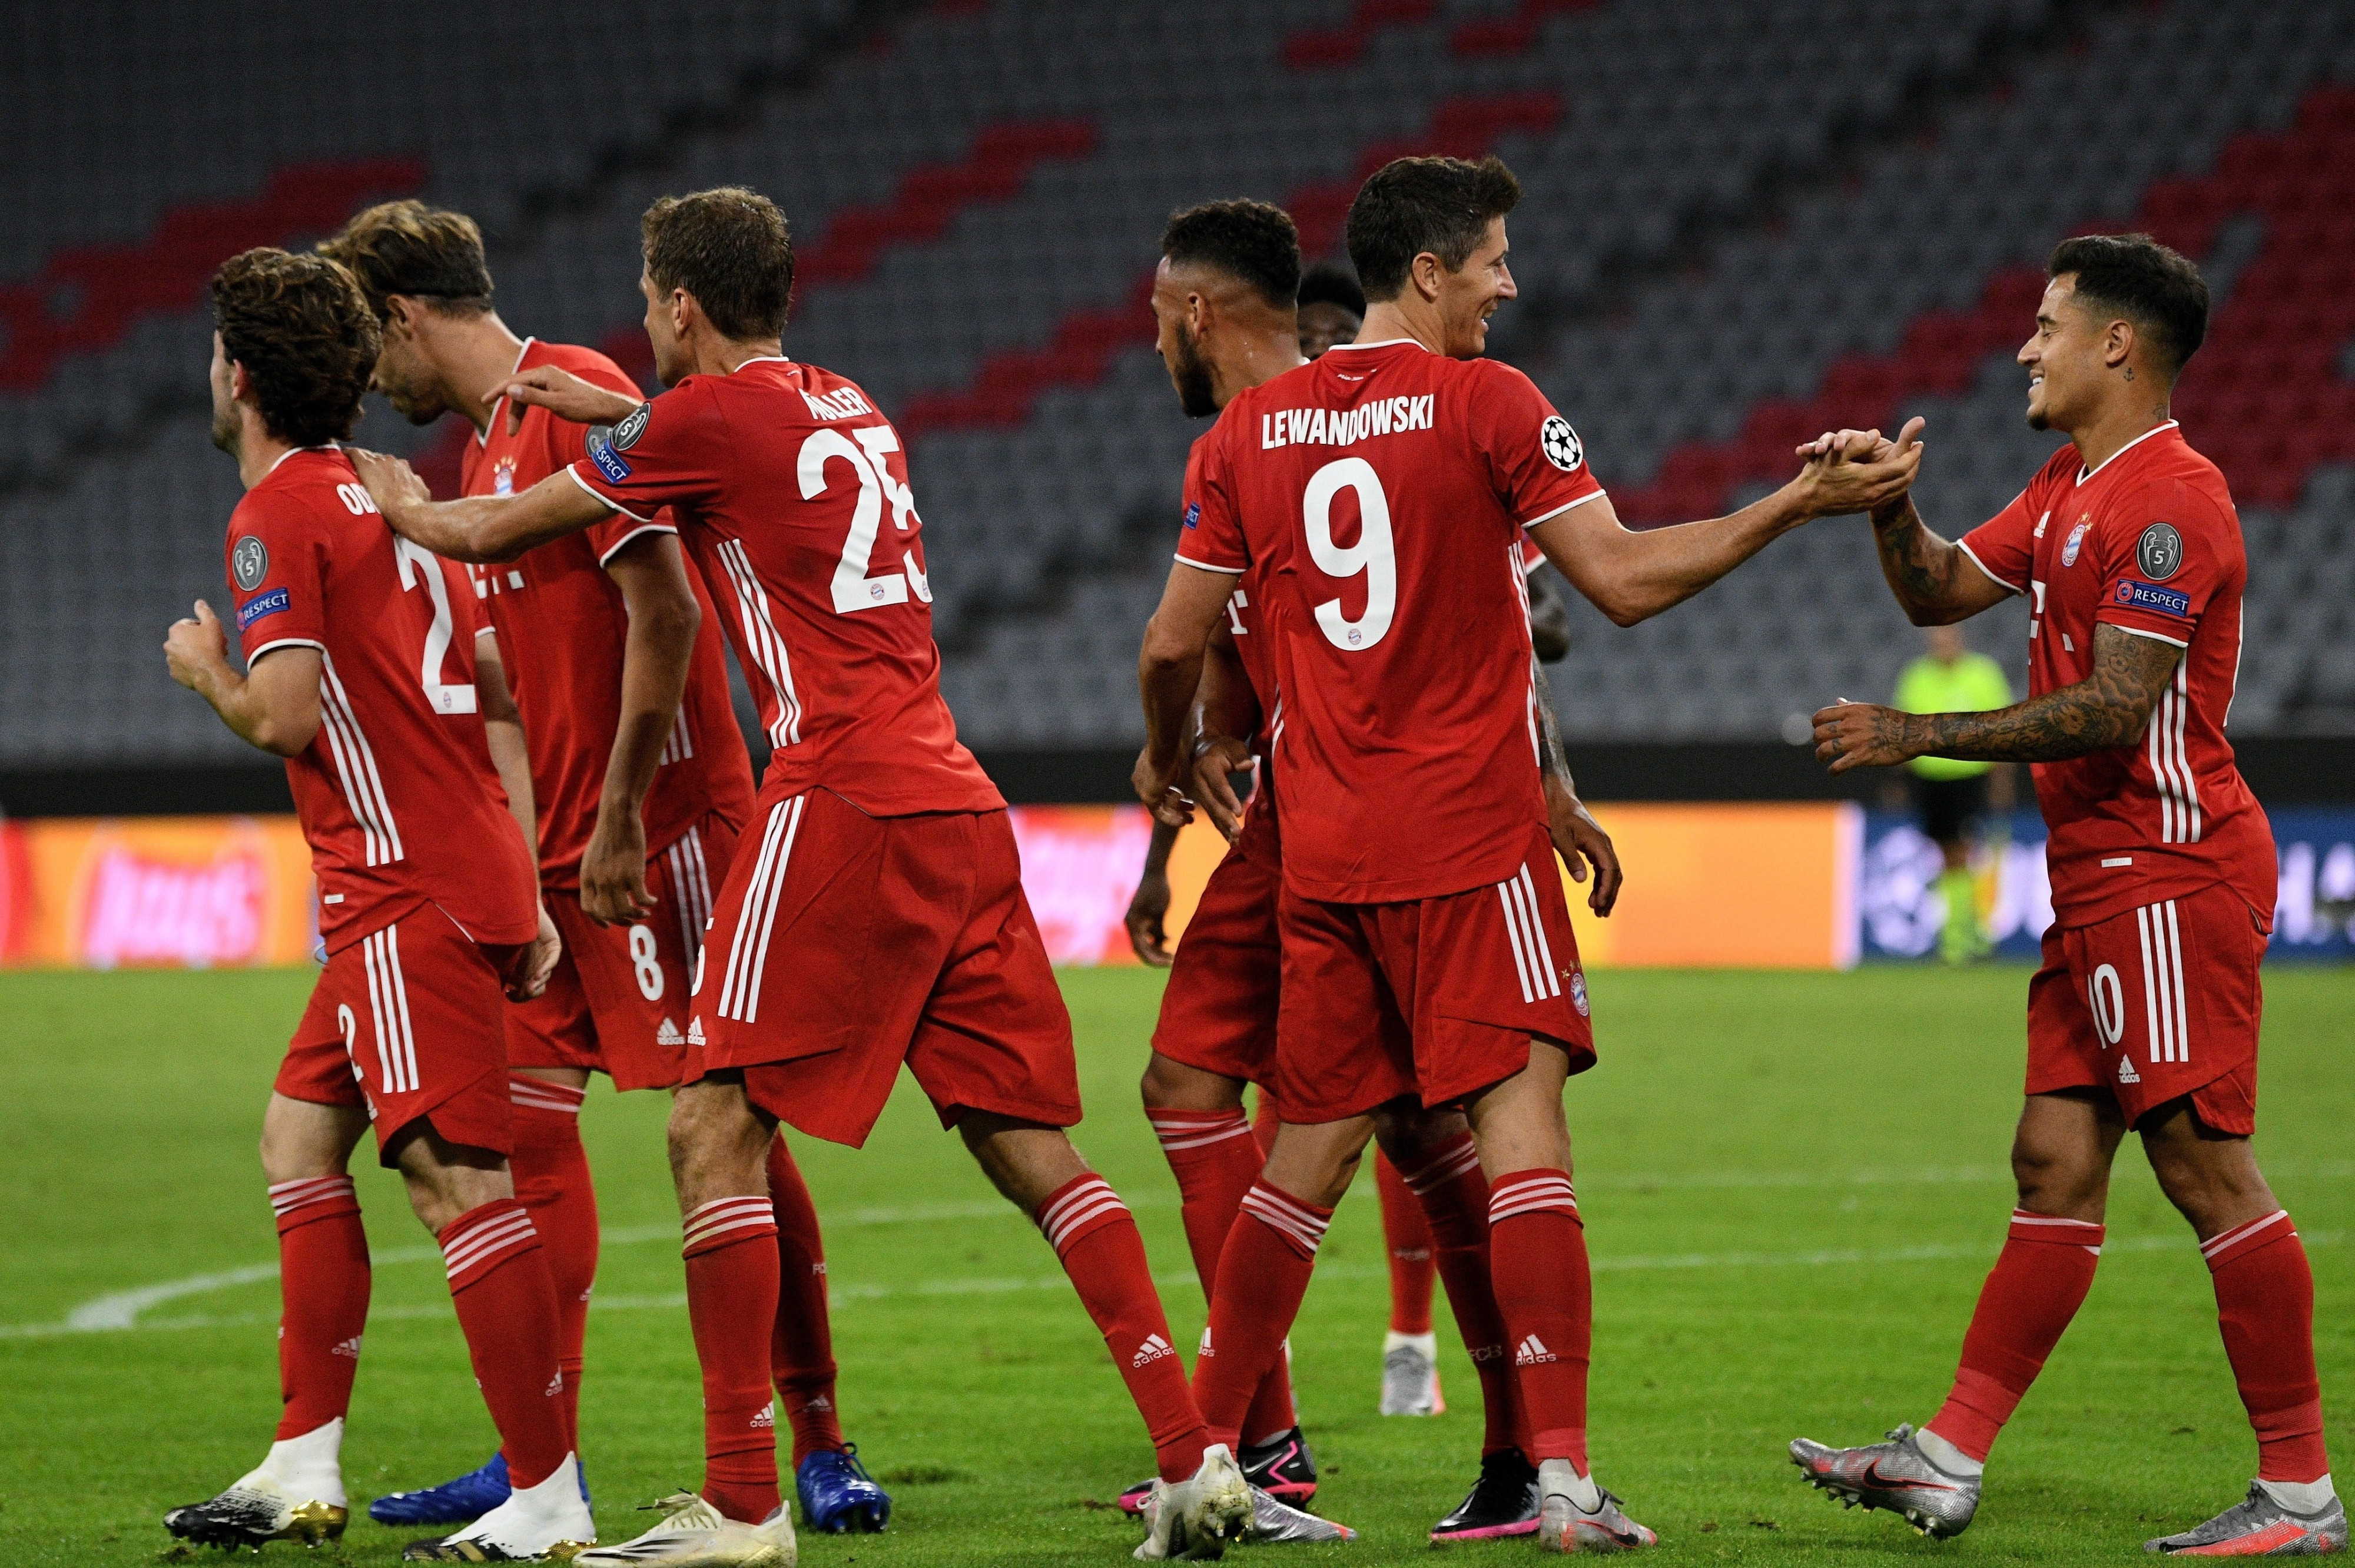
[0,963,2347,1566]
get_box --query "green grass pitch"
[1,963,2347,1566]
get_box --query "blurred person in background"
[1892,624,2014,963]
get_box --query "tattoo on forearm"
[1533,663,1571,783]
[1872,499,1969,611]
[1908,625,2180,763]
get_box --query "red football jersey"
[1960,421,2273,927]
[1179,339,1602,901]
[225,446,537,951]
[1181,430,1287,861]
[461,338,753,887]
[568,357,1000,816]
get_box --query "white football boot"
[1536,1458,1657,1553]
[402,1453,596,1562]
[163,1417,349,1547]
[1135,1444,1253,1561]
[570,1491,796,1567]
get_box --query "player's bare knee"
[2008,1137,2106,1219]
[667,1078,772,1210]
[258,1095,361,1184]
[2142,1109,2274,1235]
[1139,1051,1243,1113]
[1369,1098,1460,1165]
[960,1113,1088,1214]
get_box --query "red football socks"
[1146,1108,1298,1443]
[1926,1211,2104,1462]
[1404,1135,1528,1455]
[436,1198,570,1488]
[268,1176,371,1441]
[1192,1181,1334,1456]
[508,1076,597,1441]
[2204,1211,2329,1483]
[1487,1170,1591,1470]
[1036,1173,1210,1483]
[683,1195,784,1523]
[1375,1150,1438,1336]
[766,1136,844,1467]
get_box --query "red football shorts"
[1275,824,1595,1123]
[2025,879,2266,1134]
[1149,841,1279,1088]
[687,788,1077,1147]
[274,902,524,1163]
[506,807,742,1091]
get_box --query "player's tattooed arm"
[1812,624,2179,771]
[1527,568,1573,662]
[1866,494,2016,626]
[1534,665,1621,915]
[348,448,613,564]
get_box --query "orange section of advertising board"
[0,802,1861,972]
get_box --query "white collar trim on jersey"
[2075,419,2178,486]
[1322,338,1422,352]
[477,336,539,448]
[727,354,794,373]
[264,444,334,476]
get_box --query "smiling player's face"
[2021,275,2107,433]
[1435,216,1515,359]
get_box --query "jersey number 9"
[1304,458,1396,652]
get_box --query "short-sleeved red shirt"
[1959,421,2273,928]
[568,357,1000,817]
[460,339,753,887]
[1178,340,1603,902]
[225,447,537,952]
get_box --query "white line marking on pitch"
[7,1231,2336,1341]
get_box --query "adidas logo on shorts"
[1515,1334,1558,1367]
[658,1017,684,1047]
[1198,1327,1215,1357]
[2119,1054,2141,1084]
[687,1018,706,1047]
[1132,1333,1176,1369]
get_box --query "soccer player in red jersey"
[1793,235,2341,1554]
[318,203,883,1537]
[351,186,1253,1564]
[1137,155,1914,1553]
[160,248,593,1562]
[1125,201,1618,1546]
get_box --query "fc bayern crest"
[1569,970,1590,1017]
[611,402,652,451]
[2061,517,2091,567]
[231,535,269,592]
[1540,416,1583,472]
[2137,521,2184,581]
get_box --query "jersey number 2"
[801,426,933,614]
[393,538,479,714]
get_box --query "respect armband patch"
[2112,578,2190,618]
[236,587,291,630]
[584,425,632,483]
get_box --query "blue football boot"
[796,1444,891,1533]
[368,1453,592,1529]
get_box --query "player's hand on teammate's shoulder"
[1189,734,1256,846]
[162,599,230,691]
[1543,774,1623,917]
[346,446,432,518]
[1791,415,1926,519]
[1810,697,1922,774]
[499,365,637,435]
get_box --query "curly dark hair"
[642,186,794,340]
[211,248,380,446]
[1160,199,1301,310]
